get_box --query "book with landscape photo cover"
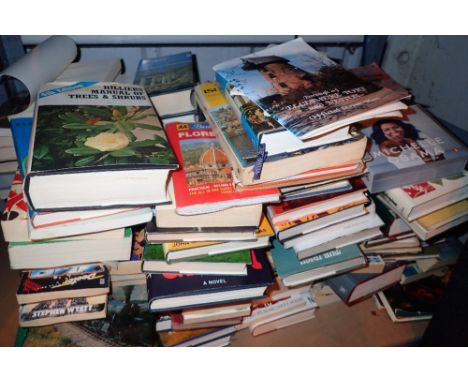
[25,82,178,211]
[134,51,197,118]
[359,104,468,193]
[213,37,408,140]
[16,264,109,304]
[146,249,274,311]
[165,121,279,215]
[194,81,368,186]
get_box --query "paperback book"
[165,121,280,215]
[360,104,468,193]
[214,37,408,140]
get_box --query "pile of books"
[2,36,468,347]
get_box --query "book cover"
[19,295,107,327]
[1,171,29,242]
[29,82,177,174]
[378,270,453,322]
[147,249,274,311]
[165,121,279,215]
[360,105,468,193]
[134,52,196,96]
[17,264,109,304]
[327,264,406,306]
[384,171,468,221]
[271,240,365,279]
[214,37,407,140]
[9,117,33,178]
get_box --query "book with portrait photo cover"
[359,104,468,193]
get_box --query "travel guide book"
[213,37,408,140]
[24,81,178,211]
[360,104,468,193]
[165,121,279,215]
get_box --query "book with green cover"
[270,240,367,286]
[143,244,252,275]
[25,81,178,211]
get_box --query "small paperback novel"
[360,104,468,193]
[214,37,408,140]
[16,263,109,305]
[327,263,406,306]
[383,171,468,221]
[271,240,367,287]
[165,121,280,215]
[146,249,274,312]
[378,270,453,322]
[158,325,236,347]
[134,51,197,119]
[25,82,178,211]
[19,295,107,327]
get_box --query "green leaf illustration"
[133,122,162,131]
[75,155,99,166]
[63,123,95,130]
[34,146,49,159]
[81,106,113,119]
[109,147,136,157]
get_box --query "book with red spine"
[165,122,280,215]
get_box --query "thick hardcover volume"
[16,264,109,304]
[326,264,406,306]
[25,82,178,210]
[165,122,279,215]
[271,240,365,279]
[360,104,468,193]
[147,249,274,311]
[214,37,407,140]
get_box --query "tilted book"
[383,171,468,221]
[16,264,109,304]
[213,37,408,140]
[271,240,367,286]
[194,81,368,186]
[360,104,468,193]
[146,249,274,311]
[25,82,178,211]
[165,121,280,215]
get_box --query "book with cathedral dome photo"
[165,122,280,215]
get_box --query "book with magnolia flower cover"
[24,82,178,211]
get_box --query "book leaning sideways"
[24,82,178,211]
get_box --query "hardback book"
[382,171,468,221]
[16,264,109,305]
[360,236,421,255]
[288,203,384,253]
[145,218,258,243]
[378,271,453,322]
[142,243,251,276]
[146,249,274,312]
[271,240,367,287]
[194,81,368,186]
[359,104,468,193]
[327,263,406,306]
[169,317,242,331]
[8,227,132,270]
[24,82,178,211]
[134,52,197,119]
[351,255,386,274]
[165,121,280,215]
[19,295,107,327]
[180,302,251,325]
[373,194,412,238]
[266,177,368,226]
[160,214,274,262]
[280,179,353,201]
[242,291,317,337]
[154,180,263,228]
[1,171,153,241]
[213,37,408,141]
[377,194,468,240]
[158,325,236,347]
